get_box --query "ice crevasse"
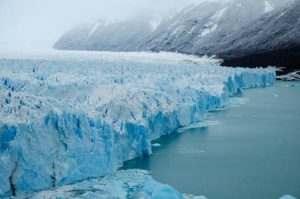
[0,52,276,197]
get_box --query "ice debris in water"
[13,169,205,199]
[279,195,298,199]
[14,170,190,199]
[152,143,161,147]
[177,120,219,133]
[183,196,208,199]
[178,145,205,155]
[0,50,276,197]
[228,97,249,107]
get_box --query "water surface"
[123,81,300,199]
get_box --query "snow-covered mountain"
[54,0,299,72]
[55,0,292,51]
[54,17,155,51]
[208,0,300,74]
[140,0,294,53]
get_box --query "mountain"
[53,18,154,51]
[208,0,300,74]
[140,0,293,53]
[55,0,289,51]
[54,0,299,73]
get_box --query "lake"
[123,81,300,199]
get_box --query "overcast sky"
[0,0,209,48]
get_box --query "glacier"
[0,50,276,197]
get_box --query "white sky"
[0,0,210,48]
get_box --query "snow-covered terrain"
[208,0,300,72]
[277,70,300,81]
[0,48,221,66]
[0,50,276,197]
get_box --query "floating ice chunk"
[184,195,208,199]
[279,195,298,199]
[228,97,249,107]
[143,177,183,199]
[17,170,187,199]
[152,143,161,147]
[178,145,205,155]
[177,120,219,133]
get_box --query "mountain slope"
[54,18,154,51]
[141,0,291,53]
[213,0,300,73]
[55,0,288,52]
[54,0,299,72]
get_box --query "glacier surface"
[0,50,276,197]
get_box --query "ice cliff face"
[0,51,276,197]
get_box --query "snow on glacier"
[0,50,276,197]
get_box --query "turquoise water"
[123,81,300,199]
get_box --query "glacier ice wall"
[0,53,275,197]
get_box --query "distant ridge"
[54,0,300,74]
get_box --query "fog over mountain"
[54,0,299,73]
[214,0,300,72]
[54,0,294,51]
[0,0,203,47]
[1,0,299,72]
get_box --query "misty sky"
[0,0,211,48]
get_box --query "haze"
[0,0,211,48]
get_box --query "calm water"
[123,81,300,199]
